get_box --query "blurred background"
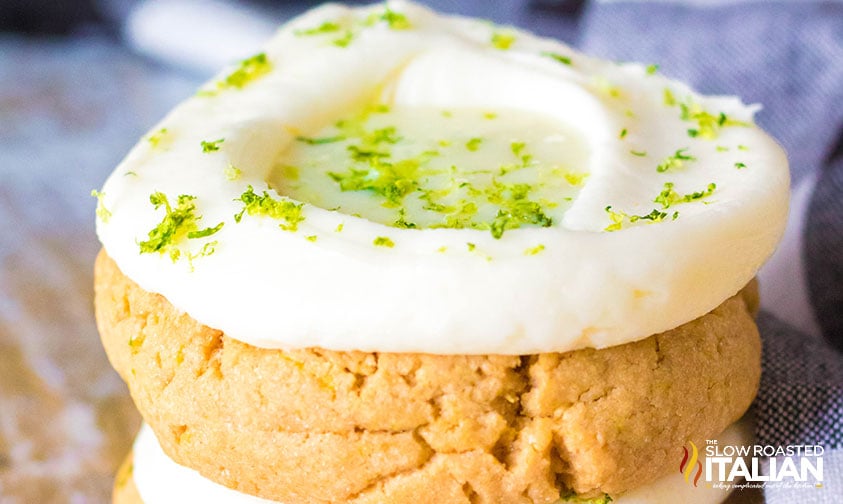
[1,0,841,502]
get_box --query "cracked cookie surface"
[95,251,760,503]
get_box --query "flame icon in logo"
[679,441,703,487]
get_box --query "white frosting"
[274,105,591,230]
[95,0,789,354]
[132,419,752,503]
[133,424,273,504]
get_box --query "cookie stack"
[93,2,789,502]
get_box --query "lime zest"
[147,128,169,148]
[542,51,572,65]
[656,148,695,173]
[373,236,394,247]
[654,181,716,209]
[91,190,112,223]
[234,185,305,231]
[204,53,272,94]
[491,31,516,50]
[138,192,224,263]
[201,138,224,153]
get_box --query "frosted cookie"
[97,252,760,502]
[92,1,788,356]
[92,1,788,502]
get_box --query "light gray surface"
[0,34,199,502]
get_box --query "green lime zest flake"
[91,190,112,223]
[593,76,622,98]
[629,208,669,223]
[329,159,420,207]
[654,181,716,209]
[524,244,545,256]
[542,51,572,65]
[486,182,552,239]
[716,145,729,152]
[367,103,391,114]
[188,221,224,238]
[316,105,555,239]
[305,235,318,242]
[326,116,422,207]
[296,135,346,145]
[604,205,679,231]
[224,165,242,181]
[292,20,351,47]
[738,144,749,151]
[335,223,344,232]
[656,148,695,173]
[212,52,272,92]
[735,162,747,169]
[281,165,300,181]
[201,138,224,153]
[664,94,751,139]
[646,64,659,75]
[365,7,412,29]
[562,171,589,187]
[630,150,647,157]
[466,242,476,251]
[234,185,305,231]
[422,178,552,240]
[373,236,394,247]
[366,126,401,145]
[507,141,533,170]
[147,127,169,148]
[138,192,224,262]
[491,31,516,50]
[663,88,676,106]
[332,31,354,48]
[346,144,389,162]
[619,128,628,139]
[394,209,417,229]
[604,206,626,232]
[560,491,614,503]
[295,21,342,36]
[186,241,219,265]
[295,6,409,47]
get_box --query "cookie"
[96,250,760,503]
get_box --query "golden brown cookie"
[96,250,761,503]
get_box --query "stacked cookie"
[94,1,789,502]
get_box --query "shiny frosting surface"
[95,0,789,354]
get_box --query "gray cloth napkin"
[578,1,843,501]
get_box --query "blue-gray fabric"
[806,155,843,352]
[575,1,843,501]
